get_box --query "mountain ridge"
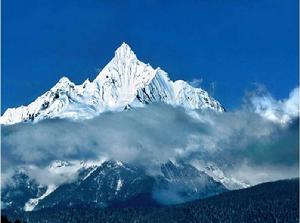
[2,160,232,212]
[2,178,298,223]
[1,43,224,125]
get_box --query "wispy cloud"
[1,86,299,187]
[244,85,299,124]
[189,78,204,88]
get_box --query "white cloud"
[228,162,299,185]
[249,86,299,124]
[1,87,299,188]
[189,78,203,88]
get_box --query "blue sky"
[2,0,298,112]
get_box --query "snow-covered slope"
[1,43,224,125]
[201,164,249,190]
[3,160,253,211]
[190,160,249,190]
[14,160,227,211]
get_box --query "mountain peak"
[0,43,224,125]
[114,42,136,61]
[51,76,74,91]
[56,76,72,86]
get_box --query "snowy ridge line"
[1,43,224,125]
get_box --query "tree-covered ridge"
[2,178,299,223]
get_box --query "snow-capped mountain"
[0,43,224,125]
[2,160,228,211]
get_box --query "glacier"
[1,43,224,125]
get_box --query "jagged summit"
[0,43,224,125]
[114,42,137,61]
[51,76,74,89]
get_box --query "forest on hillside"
[2,179,299,223]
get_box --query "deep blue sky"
[2,0,299,112]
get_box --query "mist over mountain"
[1,44,299,214]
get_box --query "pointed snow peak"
[52,76,74,90]
[94,42,144,82]
[0,43,225,125]
[57,76,72,85]
[114,42,137,61]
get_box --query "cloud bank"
[1,86,299,188]
[245,85,299,124]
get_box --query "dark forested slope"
[2,178,299,223]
